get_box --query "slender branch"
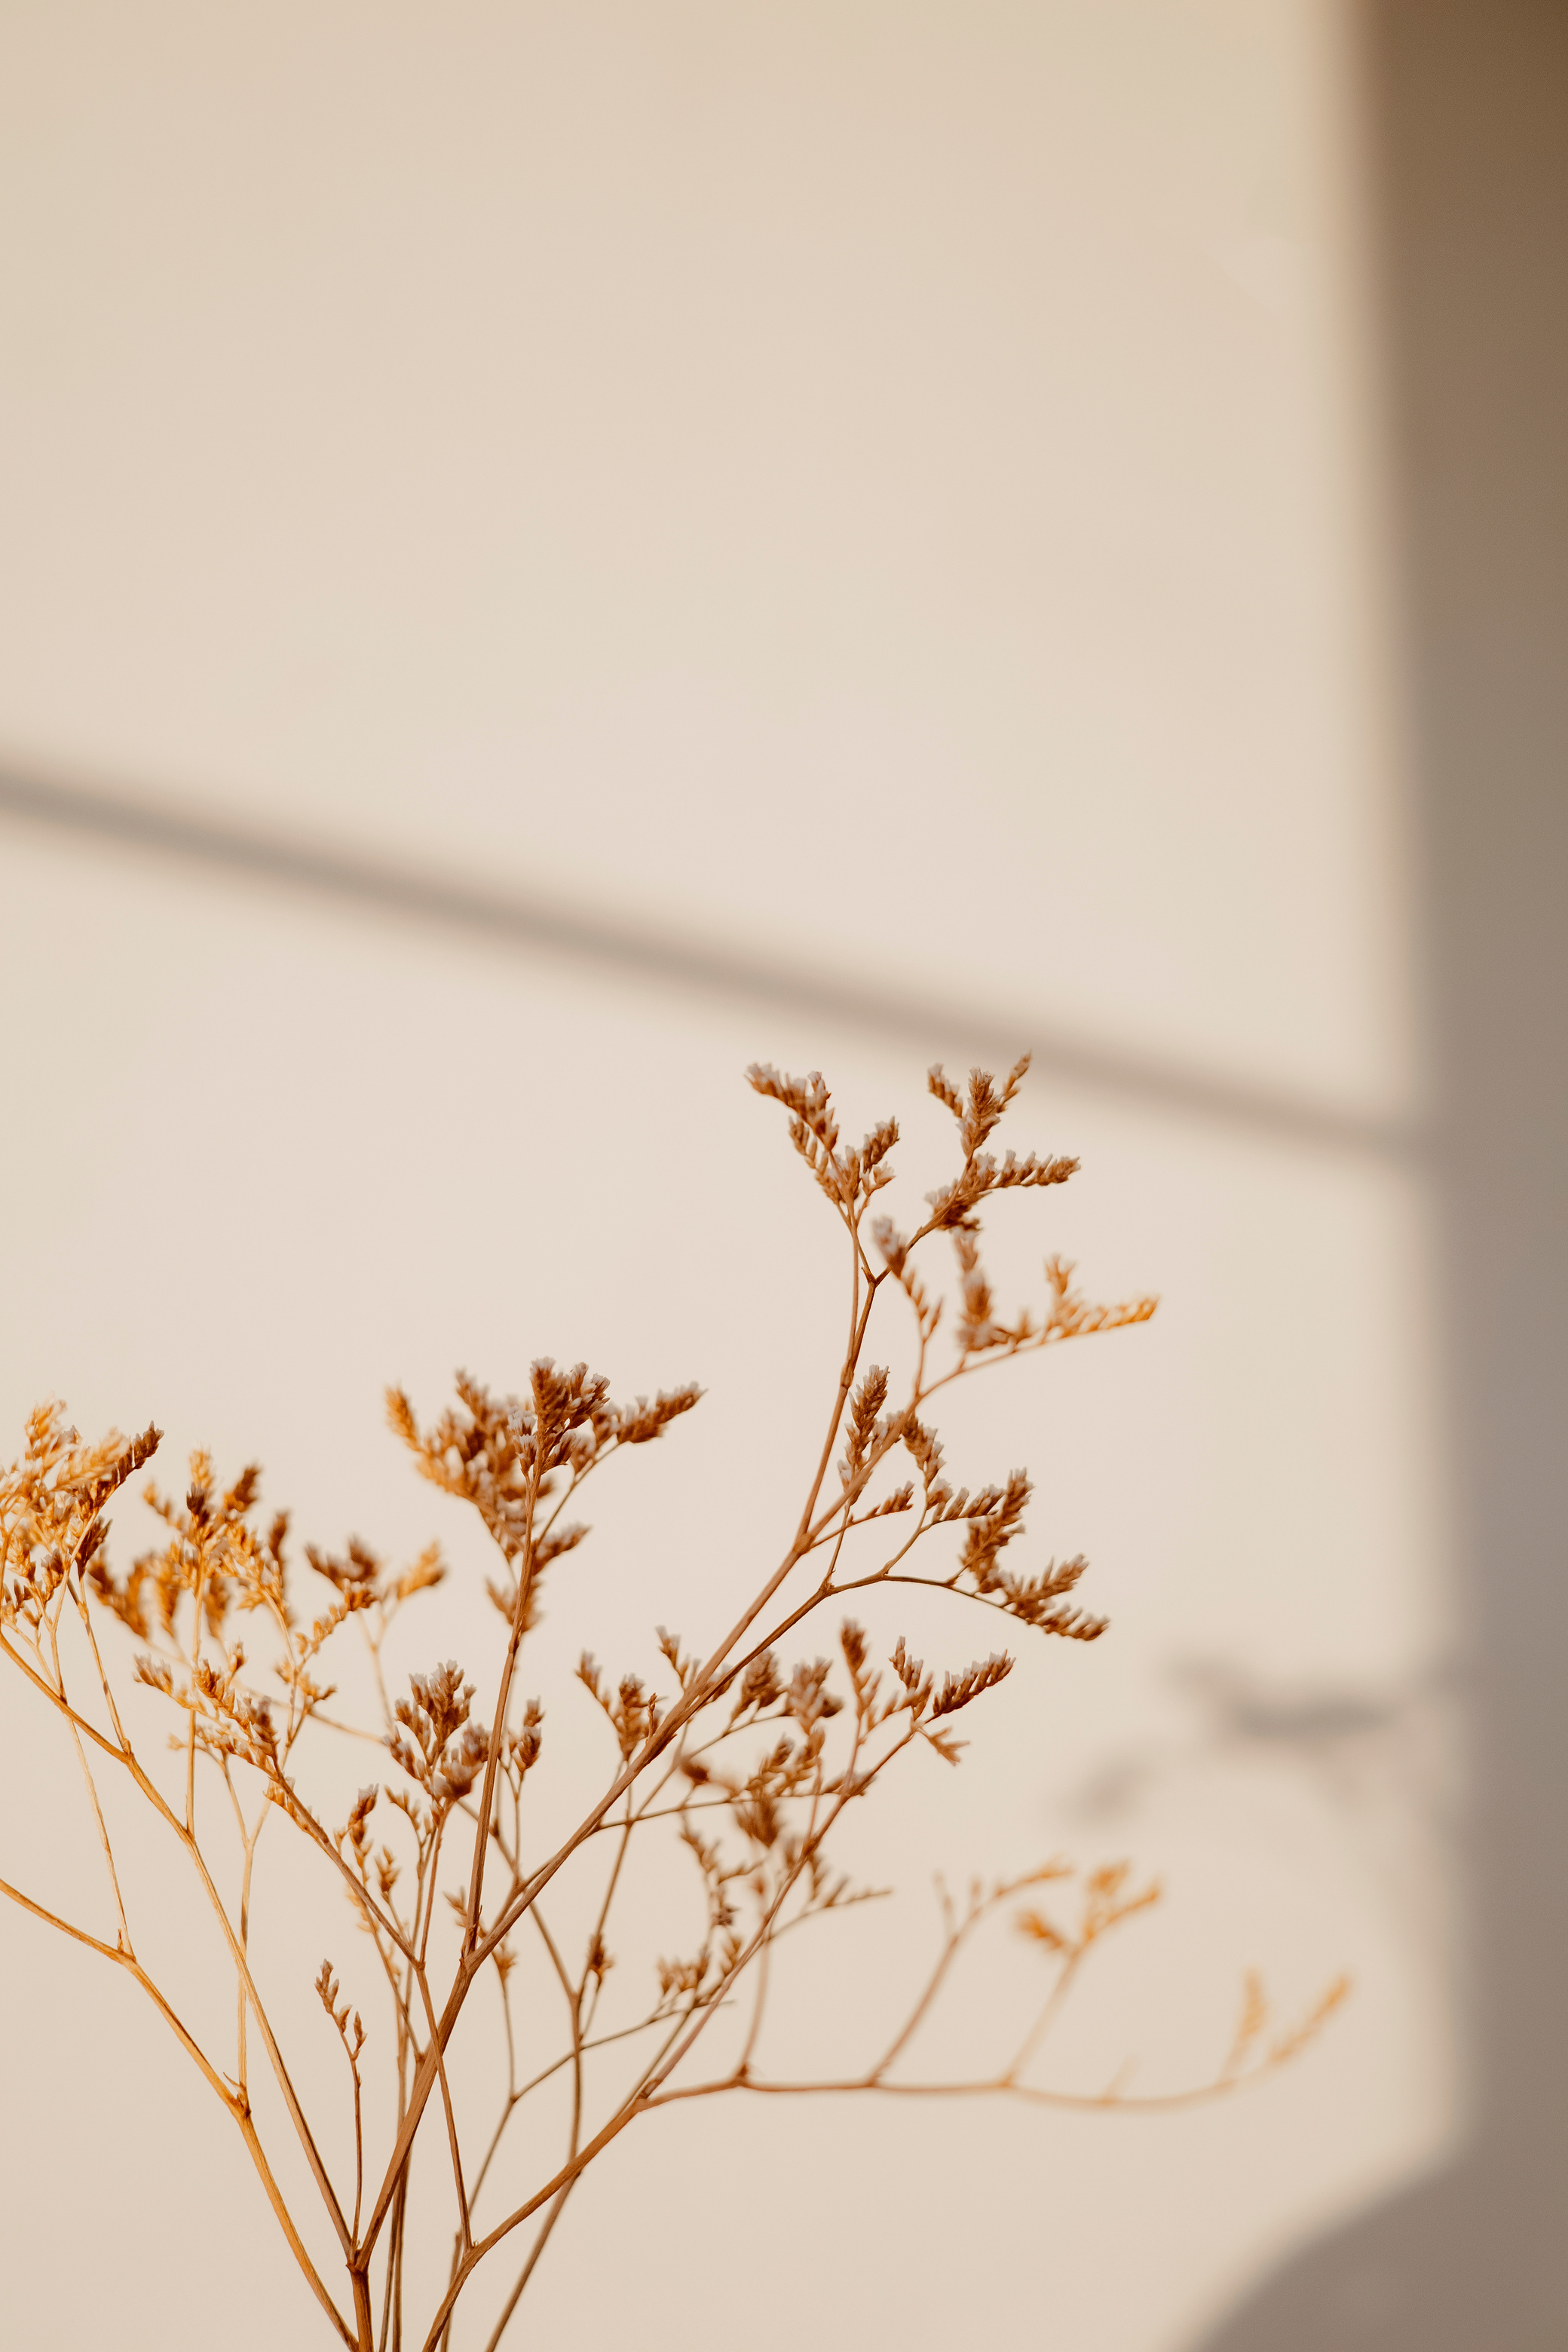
[869,1884,1004,2081]
[3,1610,355,2252]
[412,1961,473,2254]
[219,1759,266,2101]
[47,1613,132,1952]
[1,1065,1190,2352]
[1007,1951,1086,2082]
[481,2175,581,2352]
[363,1276,890,2256]
[645,2069,1254,2112]
[0,1872,357,2349]
[461,1444,543,1959]
[185,1559,209,1834]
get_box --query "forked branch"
[0,1057,1343,2351]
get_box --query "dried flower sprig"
[0,1056,1345,2350]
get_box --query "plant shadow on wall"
[0,1059,1346,2352]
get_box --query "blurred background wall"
[0,3,1560,2346]
[1207,5,1568,2344]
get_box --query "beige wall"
[0,7,1468,2347]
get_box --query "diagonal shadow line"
[0,762,1413,1162]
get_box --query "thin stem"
[2,1617,354,2253]
[871,1890,997,2081]
[461,1446,543,1958]
[412,1958,474,2253]
[650,2068,1264,2114]
[363,1287,887,2258]
[47,1612,132,1952]
[739,1934,771,2077]
[0,1872,357,2350]
[185,1560,209,1835]
[1006,1950,1085,2082]
[351,2056,366,2244]
[220,1759,266,2102]
[481,2175,580,2352]
[378,2151,411,2352]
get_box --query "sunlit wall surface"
[0,6,1475,2346]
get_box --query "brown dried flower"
[0,1057,1340,2350]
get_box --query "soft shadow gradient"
[0,762,1407,1166]
[1200,3,1568,2343]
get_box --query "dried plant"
[0,1057,1345,2349]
